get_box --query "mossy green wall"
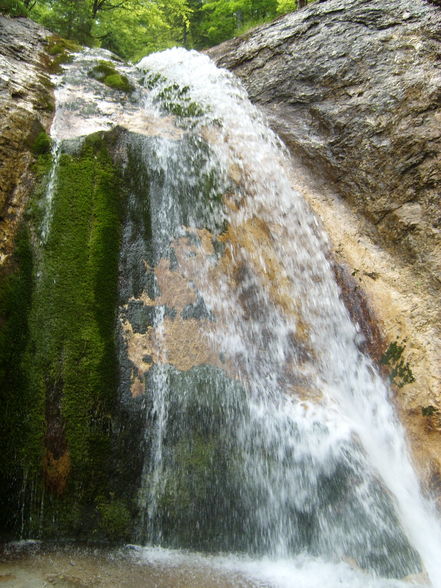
[0,131,129,539]
[34,133,120,464]
[0,226,35,534]
[0,123,232,543]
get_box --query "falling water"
[132,47,441,586]
[40,139,60,242]
[44,46,441,587]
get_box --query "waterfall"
[42,46,441,587]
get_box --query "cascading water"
[41,45,441,587]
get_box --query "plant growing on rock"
[380,339,415,389]
[88,60,134,93]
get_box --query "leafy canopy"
[1,0,317,61]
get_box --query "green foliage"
[0,0,27,16]
[197,0,278,46]
[276,0,315,14]
[93,0,192,61]
[380,339,415,389]
[277,0,296,12]
[31,0,193,60]
[30,0,319,61]
[33,0,94,46]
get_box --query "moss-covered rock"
[0,226,37,536]
[103,73,133,93]
[31,131,51,155]
[141,364,249,551]
[0,131,133,540]
[45,36,81,74]
[144,72,205,120]
[31,132,121,477]
[88,61,134,93]
[97,496,131,541]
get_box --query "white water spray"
[134,48,441,586]
[40,139,60,243]
[44,44,441,587]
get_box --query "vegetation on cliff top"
[1,0,318,61]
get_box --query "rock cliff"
[208,0,441,492]
[0,16,53,265]
[1,0,441,536]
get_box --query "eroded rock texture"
[208,0,441,491]
[0,16,53,264]
[208,0,441,287]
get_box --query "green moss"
[103,73,133,92]
[380,339,415,388]
[88,61,134,93]
[30,132,121,470]
[88,60,117,81]
[422,405,438,417]
[144,72,167,90]
[0,226,45,533]
[0,131,127,539]
[32,131,51,155]
[45,36,81,74]
[0,229,35,464]
[0,130,156,541]
[157,83,204,118]
[46,36,81,56]
[144,72,205,120]
[97,496,131,541]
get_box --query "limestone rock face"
[208,0,441,491]
[0,16,53,264]
[208,0,441,287]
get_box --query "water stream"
[35,46,441,587]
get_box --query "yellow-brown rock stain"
[43,450,71,495]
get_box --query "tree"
[196,0,278,47]
[33,0,93,45]
[29,0,319,59]
[277,0,315,13]
[31,0,192,60]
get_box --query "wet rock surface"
[0,16,53,265]
[208,0,441,491]
[208,0,441,288]
[1,0,441,531]
[0,544,255,587]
